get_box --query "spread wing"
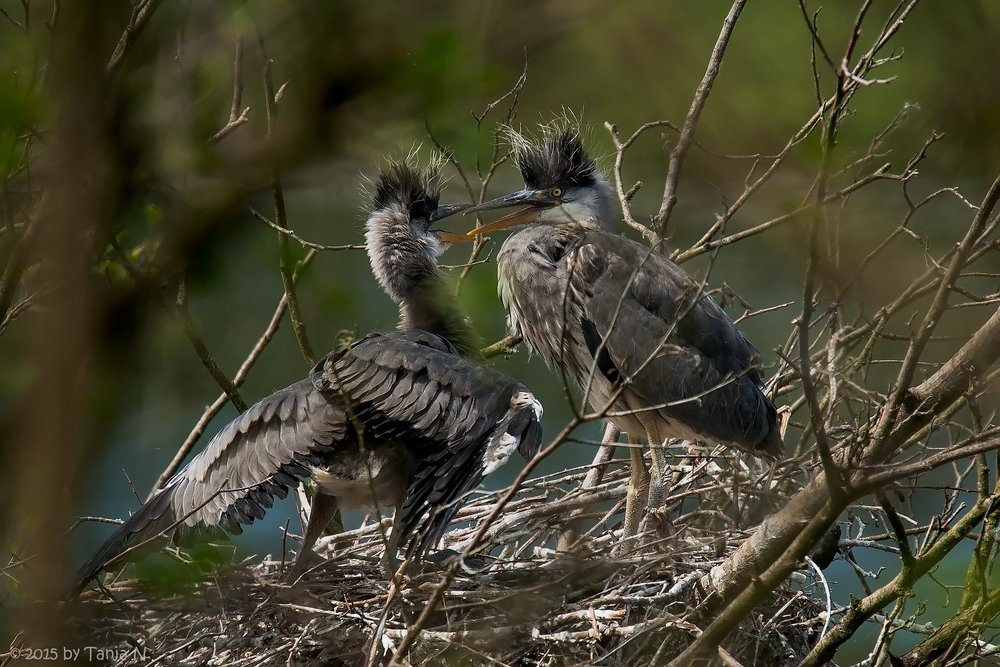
[68,355,351,597]
[329,330,543,557]
[572,231,780,455]
[69,330,542,595]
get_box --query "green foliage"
[0,71,39,178]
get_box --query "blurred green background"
[2,0,1000,662]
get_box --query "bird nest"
[67,452,827,666]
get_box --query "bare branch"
[870,174,1000,459]
[108,237,247,413]
[249,206,364,252]
[257,31,314,366]
[106,0,165,78]
[208,39,250,143]
[153,250,319,490]
[652,0,748,238]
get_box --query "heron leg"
[289,491,340,578]
[621,435,649,538]
[645,425,669,509]
[381,504,402,581]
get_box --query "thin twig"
[109,237,247,413]
[249,206,364,252]
[257,31,314,366]
[653,0,748,238]
[209,38,250,143]
[106,0,165,78]
[153,249,318,490]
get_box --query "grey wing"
[397,392,542,558]
[171,372,348,532]
[576,233,780,455]
[68,365,348,597]
[332,331,543,557]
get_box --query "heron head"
[365,161,473,303]
[465,129,615,236]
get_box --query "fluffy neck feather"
[366,206,485,361]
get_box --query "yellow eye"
[551,187,563,198]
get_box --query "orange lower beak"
[435,230,477,244]
[466,206,545,236]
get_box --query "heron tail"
[759,423,785,460]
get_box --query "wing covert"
[573,232,776,450]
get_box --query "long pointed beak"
[433,201,474,221]
[431,202,476,244]
[464,189,555,236]
[464,189,539,214]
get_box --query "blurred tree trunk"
[10,0,120,640]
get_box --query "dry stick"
[458,64,526,293]
[605,120,676,243]
[652,0,747,239]
[800,494,996,666]
[108,238,247,413]
[869,173,1000,461]
[153,249,318,490]
[904,588,1000,664]
[208,38,250,144]
[556,423,621,550]
[481,333,522,359]
[678,0,914,263]
[106,0,164,78]
[386,415,586,667]
[682,100,831,259]
[257,32,314,366]
[873,306,1000,467]
[798,35,853,498]
[0,215,35,335]
[671,499,845,666]
[907,458,1000,662]
[958,442,1000,611]
[677,306,1000,666]
[674,163,890,263]
[832,140,948,305]
[0,4,22,30]
[429,61,525,295]
[583,423,622,489]
[250,206,364,252]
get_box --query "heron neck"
[400,273,485,362]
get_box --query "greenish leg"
[622,436,650,538]
[646,425,669,509]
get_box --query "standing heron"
[466,128,781,537]
[69,162,542,596]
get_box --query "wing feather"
[71,329,543,595]
[574,232,779,453]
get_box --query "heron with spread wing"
[466,128,781,537]
[69,161,542,596]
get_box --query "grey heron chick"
[466,129,782,537]
[68,162,542,597]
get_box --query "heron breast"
[310,443,414,510]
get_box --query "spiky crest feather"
[502,120,599,191]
